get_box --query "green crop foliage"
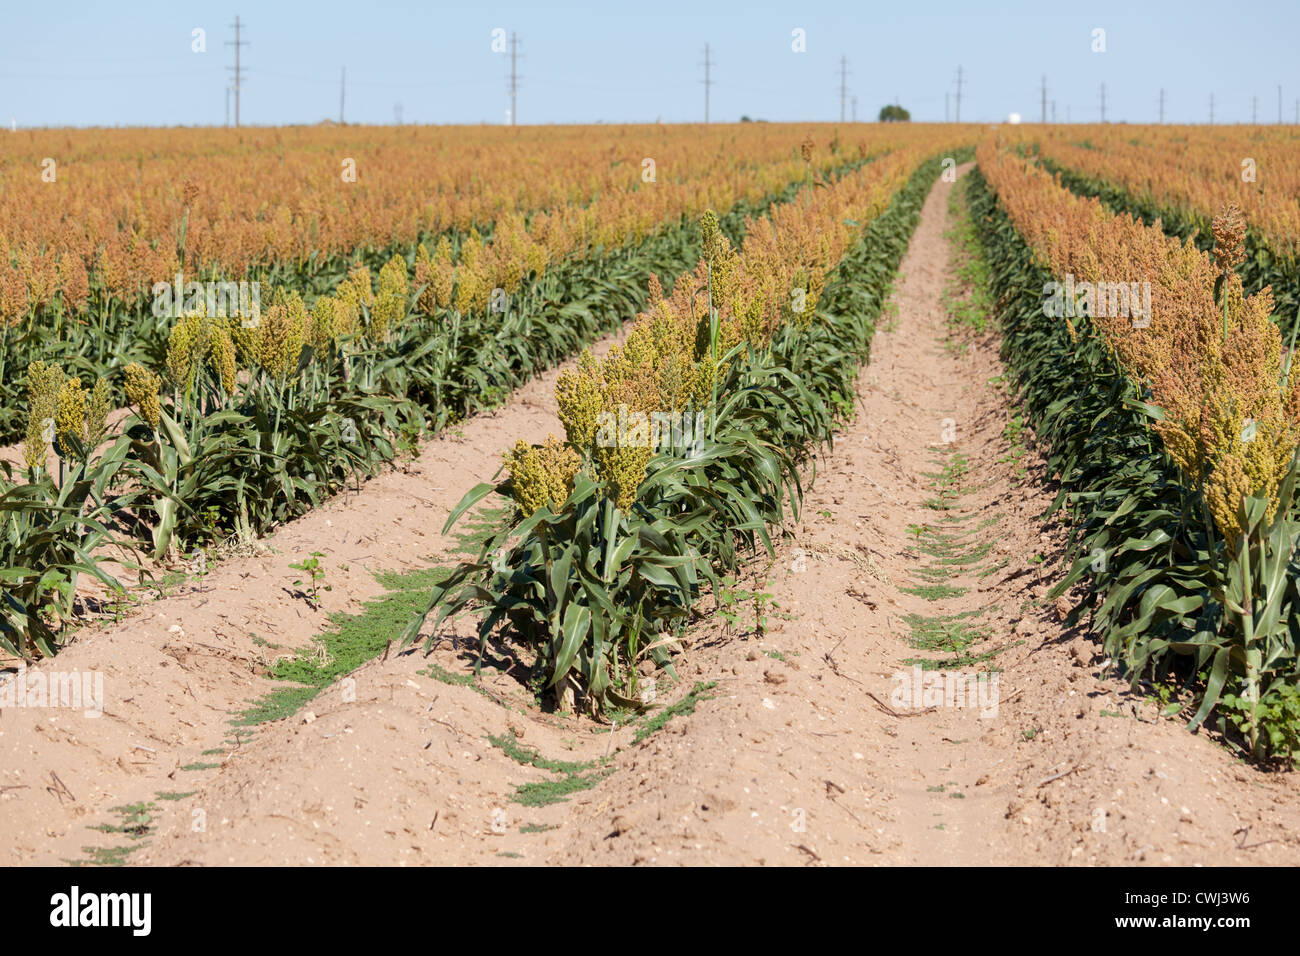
[407,151,974,711]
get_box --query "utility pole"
[394,102,402,125]
[1099,82,1106,123]
[1159,88,1165,124]
[1252,94,1258,124]
[839,56,848,123]
[1279,85,1283,123]
[700,43,714,124]
[1041,74,1046,124]
[509,32,519,125]
[955,65,963,123]
[1209,93,1214,125]
[851,95,857,123]
[226,15,247,127]
[1052,100,1056,123]
[945,92,949,123]
[339,67,345,124]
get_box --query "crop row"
[411,145,970,711]
[1002,124,1300,263]
[0,135,896,446]
[0,139,910,662]
[0,124,956,324]
[975,142,1300,763]
[1002,126,1300,327]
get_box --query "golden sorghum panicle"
[504,436,580,517]
[413,244,438,316]
[800,137,814,164]
[54,378,86,459]
[414,236,456,313]
[555,351,606,451]
[378,254,409,300]
[452,262,490,314]
[709,236,741,305]
[165,312,204,390]
[58,254,90,314]
[1211,202,1247,274]
[335,266,374,332]
[333,293,360,338]
[431,244,457,308]
[255,298,307,381]
[647,271,664,308]
[123,362,162,429]
[23,360,63,471]
[84,379,111,450]
[434,235,453,263]
[553,331,664,511]
[369,254,409,342]
[593,440,652,512]
[346,265,375,306]
[208,325,238,392]
[699,210,722,263]
[309,295,340,354]
[459,229,484,268]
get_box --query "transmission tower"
[225,15,248,127]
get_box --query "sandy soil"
[3,166,1298,867]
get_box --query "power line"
[245,68,491,90]
[225,15,247,127]
[0,69,215,80]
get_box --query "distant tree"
[879,104,911,122]
[740,115,753,122]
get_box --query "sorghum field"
[3,7,1299,922]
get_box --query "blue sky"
[2,0,1297,127]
